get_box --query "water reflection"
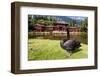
[28,32,88,44]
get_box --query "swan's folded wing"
[63,40,74,48]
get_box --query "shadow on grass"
[72,48,82,54]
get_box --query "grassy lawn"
[28,39,88,60]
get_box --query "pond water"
[28,32,88,44]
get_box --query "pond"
[28,32,88,44]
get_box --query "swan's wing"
[63,40,73,46]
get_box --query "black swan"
[60,28,81,56]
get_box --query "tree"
[32,15,56,26]
[69,21,74,27]
[28,15,34,31]
[80,18,88,32]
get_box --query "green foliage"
[28,39,88,60]
[30,15,56,26]
[28,15,33,31]
[37,19,45,24]
[80,32,88,44]
[28,32,35,38]
[69,21,74,27]
[80,18,88,32]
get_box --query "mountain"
[47,15,87,26]
[55,16,87,26]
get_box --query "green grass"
[28,39,88,60]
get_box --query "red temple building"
[33,22,80,32]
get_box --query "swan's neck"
[66,28,70,40]
[60,28,70,47]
